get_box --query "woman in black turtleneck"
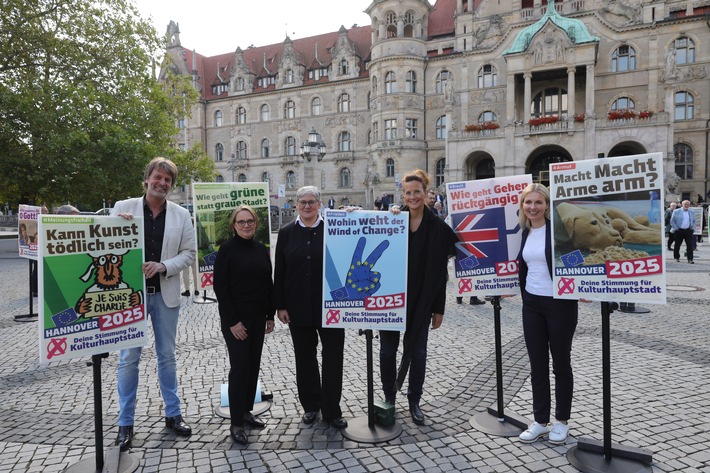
[213,205,274,446]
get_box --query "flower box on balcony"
[464,121,500,132]
[528,115,559,126]
[573,113,586,122]
[608,109,636,120]
[638,110,654,119]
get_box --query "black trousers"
[673,228,694,261]
[221,317,266,427]
[290,326,345,420]
[522,291,578,424]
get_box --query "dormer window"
[309,67,329,80]
[340,59,349,75]
[236,77,245,91]
[285,69,294,83]
[257,76,276,88]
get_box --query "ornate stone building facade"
[162,0,709,207]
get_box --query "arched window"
[338,131,351,152]
[237,173,247,182]
[372,76,378,96]
[674,91,694,120]
[236,107,246,124]
[284,100,296,119]
[215,143,224,162]
[285,136,297,156]
[216,175,224,183]
[435,158,446,188]
[214,110,223,127]
[674,143,693,179]
[386,11,397,38]
[311,97,321,116]
[386,158,395,178]
[611,96,635,110]
[236,140,247,160]
[260,138,270,158]
[367,91,371,110]
[479,111,497,122]
[339,59,349,75]
[338,93,351,113]
[339,168,351,187]
[404,11,415,37]
[477,64,498,88]
[286,171,297,189]
[435,70,451,94]
[384,119,397,139]
[531,88,568,116]
[612,45,636,72]
[385,71,397,94]
[260,104,270,121]
[674,37,695,64]
[261,172,270,188]
[435,115,447,139]
[372,122,379,141]
[367,129,372,145]
[406,71,417,93]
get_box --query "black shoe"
[675,259,680,262]
[302,411,318,425]
[115,425,133,452]
[165,415,192,436]
[456,297,463,304]
[410,404,425,425]
[330,417,348,429]
[243,412,266,428]
[469,297,486,305]
[181,290,190,296]
[194,290,200,296]
[689,260,694,264]
[230,426,248,445]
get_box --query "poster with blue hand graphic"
[322,209,408,331]
[446,175,532,297]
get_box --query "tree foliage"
[0,0,214,210]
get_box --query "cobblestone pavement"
[1,236,708,472]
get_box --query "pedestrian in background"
[274,186,348,429]
[516,183,579,445]
[381,169,457,425]
[214,205,274,445]
[671,200,695,264]
[665,202,677,250]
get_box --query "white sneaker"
[519,422,550,443]
[548,421,570,444]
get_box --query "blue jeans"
[118,293,181,426]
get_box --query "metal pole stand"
[567,302,653,473]
[14,260,38,322]
[470,296,529,436]
[63,354,139,473]
[618,302,651,314]
[192,289,217,305]
[341,329,403,443]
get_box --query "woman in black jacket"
[214,205,274,445]
[380,169,457,425]
[516,184,578,445]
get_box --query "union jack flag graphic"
[452,208,509,272]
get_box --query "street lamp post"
[299,127,327,162]
[230,153,236,182]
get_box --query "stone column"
[567,66,576,119]
[506,73,516,122]
[585,64,595,116]
[524,72,532,120]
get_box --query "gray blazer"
[112,197,196,308]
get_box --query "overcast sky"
[134,0,373,57]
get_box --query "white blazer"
[112,197,196,308]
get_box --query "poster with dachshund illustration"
[38,215,147,363]
[549,152,666,303]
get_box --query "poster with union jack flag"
[445,175,532,296]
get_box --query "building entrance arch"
[608,141,647,157]
[464,151,495,181]
[526,146,573,186]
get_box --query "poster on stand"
[18,204,41,260]
[690,207,703,235]
[39,215,147,363]
[445,175,532,297]
[192,183,271,290]
[549,153,665,303]
[322,209,408,331]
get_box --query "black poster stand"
[470,296,529,436]
[14,260,38,322]
[341,329,402,443]
[566,302,653,473]
[193,289,216,305]
[64,354,139,473]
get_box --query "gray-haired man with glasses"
[273,186,347,429]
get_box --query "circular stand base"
[14,314,37,323]
[470,411,525,437]
[63,452,140,473]
[214,400,272,419]
[618,306,651,314]
[192,296,216,305]
[567,446,653,473]
[341,415,403,444]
